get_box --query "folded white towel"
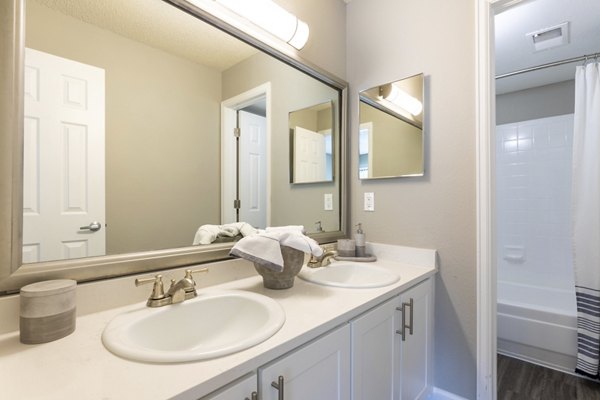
[230,231,323,272]
[193,222,258,245]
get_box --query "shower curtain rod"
[496,52,600,79]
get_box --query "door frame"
[221,82,271,226]
[476,0,528,399]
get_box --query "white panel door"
[293,126,326,182]
[259,324,350,400]
[23,48,105,263]
[239,110,267,229]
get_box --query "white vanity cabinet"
[259,324,351,400]
[201,373,257,400]
[198,277,433,400]
[351,278,433,400]
[398,278,433,400]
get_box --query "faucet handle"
[135,274,166,300]
[184,268,209,285]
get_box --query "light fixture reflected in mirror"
[213,0,310,49]
[358,73,424,180]
[378,83,423,116]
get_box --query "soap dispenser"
[355,223,366,257]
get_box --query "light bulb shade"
[288,19,309,50]
[215,0,309,49]
[379,84,422,116]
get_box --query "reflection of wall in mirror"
[359,102,423,178]
[26,1,221,256]
[223,52,340,233]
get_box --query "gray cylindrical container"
[20,279,77,344]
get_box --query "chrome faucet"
[307,248,337,268]
[135,268,208,307]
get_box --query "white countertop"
[0,246,436,400]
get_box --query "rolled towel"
[230,231,323,272]
[193,222,259,245]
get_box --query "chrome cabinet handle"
[244,392,258,400]
[406,298,414,336]
[271,375,284,400]
[395,298,414,341]
[80,221,102,232]
[395,306,405,340]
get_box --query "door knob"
[80,221,102,232]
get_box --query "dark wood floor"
[498,354,600,400]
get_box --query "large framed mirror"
[358,73,424,179]
[0,0,348,294]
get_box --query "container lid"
[20,279,77,297]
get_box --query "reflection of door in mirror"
[293,126,327,182]
[23,48,106,263]
[289,101,334,184]
[238,110,267,229]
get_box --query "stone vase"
[253,245,305,289]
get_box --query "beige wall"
[222,52,341,233]
[347,0,477,397]
[496,80,575,125]
[26,1,221,254]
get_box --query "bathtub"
[497,281,578,373]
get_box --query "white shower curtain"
[572,61,600,379]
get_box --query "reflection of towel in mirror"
[193,222,258,245]
[229,231,323,272]
[265,225,306,234]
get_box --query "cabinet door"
[201,372,257,400]
[351,297,399,400]
[398,278,433,400]
[259,324,350,400]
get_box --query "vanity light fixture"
[378,84,423,116]
[214,0,310,49]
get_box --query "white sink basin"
[298,261,400,288]
[102,290,285,363]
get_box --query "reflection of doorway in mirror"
[23,48,106,263]
[221,83,271,230]
[238,110,267,229]
[359,122,373,179]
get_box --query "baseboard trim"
[427,387,469,400]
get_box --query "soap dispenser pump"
[355,223,366,257]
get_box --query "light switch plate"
[324,193,333,210]
[364,192,375,211]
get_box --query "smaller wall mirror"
[289,101,334,184]
[358,73,424,179]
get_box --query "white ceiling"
[33,0,258,71]
[495,0,600,94]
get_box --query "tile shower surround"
[496,114,575,290]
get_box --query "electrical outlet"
[364,192,375,211]
[324,193,333,211]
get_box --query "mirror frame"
[0,0,348,294]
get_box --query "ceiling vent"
[526,22,570,52]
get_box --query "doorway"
[221,83,271,229]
